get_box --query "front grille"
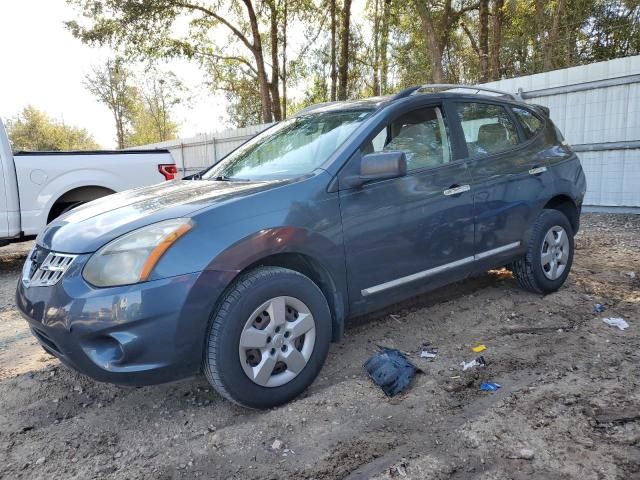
[22,246,77,287]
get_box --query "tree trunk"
[534,0,546,70]
[268,0,282,121]
[543,0,566,70]
[337,0,352,100]
[115,115,125,149]
[242,0,273,122]
[489,0,503,80]
[330,0,337,101]
[372,0,380,96]
[281,0,288,118]
[379,0,391,94]
[415,0,445,83]
[479,0,489,82]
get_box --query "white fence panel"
[482,55,640,209]
[131,124,271,176]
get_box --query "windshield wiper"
[213,175,250,182]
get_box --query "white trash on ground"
[602,317,629,330]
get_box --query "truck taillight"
[158,164,177,181]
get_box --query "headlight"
[83,218,193,287]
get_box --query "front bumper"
[16,255,235,386]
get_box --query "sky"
[0,0,229,148]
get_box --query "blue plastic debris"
[593,303,607,313]
[363,347,418,397]
[480,382,502,391]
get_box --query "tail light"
[158,164,178,181]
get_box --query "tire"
[512,209,574,294]
[203,266,332,409]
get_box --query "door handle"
[529,166,547,175]
[443,184,470,196]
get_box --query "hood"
[38,179,281,253]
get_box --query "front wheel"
[512,209,574,294]
[203,266,332,409]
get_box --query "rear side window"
[364,106,451,171]
[512,107,543,138]
[454,103,519,157]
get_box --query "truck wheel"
[203,267,332,409]
[512,209,574,294]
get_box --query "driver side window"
[363,106,451,171]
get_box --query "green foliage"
[127,69,185,146]
[67,0,640,130]
[6,106,100,151]
[84,58,185,147]
[84,58,138,149]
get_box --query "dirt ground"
[0,213,638,480]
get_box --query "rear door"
[449,101,555,268]
[338,101,475,314]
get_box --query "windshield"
[202,110,372,181]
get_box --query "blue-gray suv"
[17,85,586,408]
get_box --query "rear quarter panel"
[14,152,172,235]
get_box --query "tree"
[379,0,392,94]
[413,0,479,83]
[535,0,568,70]
[478,0,489,82]
[489,0,504,80]
[330,0,338,100]
[68,0,640,126]
[84,58,137,149]
[133,70,185,144]
[6,106,100,151]
[67,0,297,124]
[337,0,353,99]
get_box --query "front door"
[338,103,475,315]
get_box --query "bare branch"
[171,1,255,51]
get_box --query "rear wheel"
[203,267,332,408]
[512,209,574,294]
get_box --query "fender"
[204,226,349,340]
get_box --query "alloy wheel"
[541,225,570,280]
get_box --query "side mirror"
[343,151,407,188]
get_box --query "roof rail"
[411,84,522,102]
[391,85,422,100]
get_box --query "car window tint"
[512,107,543,138]
[455,103,519,157]
[363,106,451,171]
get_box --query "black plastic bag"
[363,346,418,397]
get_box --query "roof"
[294,84,525,117]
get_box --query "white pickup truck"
[0,118,176,245]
